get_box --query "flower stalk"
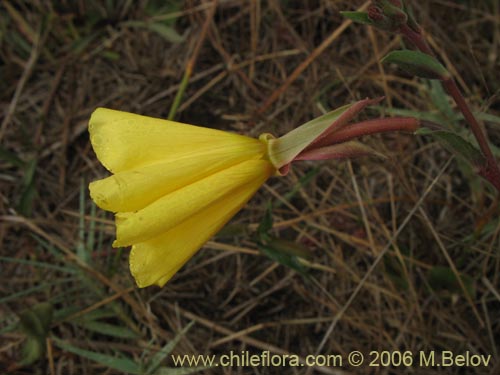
[397,25,500,192]
[344,1,500,191]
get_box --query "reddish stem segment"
[311,117,419,148]
[399,24,500,191]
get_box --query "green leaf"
[0,145,25,167]
[70,32,99,55]
[281,167,320,204]
[215,223,249,239]
[428,80,455,120]
[53,337,142,374]
[18,302,53,365]
[145,321,195,375]
[427,266,475,299]
[19,302,53,339]
[258,237,310,277]
[383,252,409,291]
[475,111,500,125]
[417,128,486,168]
[148,23,184,43]
[266,238,312,261]
[78,321,139,339]
[124,21,184,43]
[101,50,120,60]
[0,256,76,273]
[340,11,374,25]
[71,307,116,322]
[145,0,183,22]
[382,50,450,80]
[20,336,45,366]
[18,158,37,216]
[256,203,274,243]
[414,127,435,135]
[372,106,454,124]
[76,179,91,264]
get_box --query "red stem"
[310,117,420,148]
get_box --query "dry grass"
[1,1,499,374]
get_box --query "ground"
[1,1,499,374]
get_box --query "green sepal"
[262,99,379,171]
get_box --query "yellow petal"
[129,170,270,288]
[114,159,274,247]
[89,108,263,173]
[89,143,265,212]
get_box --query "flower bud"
[368,0,408,32]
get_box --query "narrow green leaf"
[266,238,312,261]
[0,145,25,167]
[124,21,184,43]
[18,302,53,365]
[18,181,36,216]
[53,337,142,374]
[427,266,475,299]
[101,50,120,60]
[71,307,116,322]
[0,279,73,304]
[69,33,99,55]
[373,106,456,124]
[428,80,454,120]
[0,256,76,273]
[77,179,91,264]
[415,127,434,135]
[417,128,486,168]
[281,167,320,204]
[145,0,183,21]
[383,252,409,291]
[475,111,500,125]
[258,237,310,277]
[20,336,45,366]
[148,23,184,43]
[18,302,53,339]
[340,11,374,25]
[86,201,97,252]
[78,321,139,339]
[382,50,450,80]
[256,203,274,242]
[145,321,195,375]
[215,223,249,239]
[18,158,37,216]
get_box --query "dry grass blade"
[2,1,499,374]
[313,157,453,357]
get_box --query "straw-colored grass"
[1,1,499,374]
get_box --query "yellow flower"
[89,98,416,288]
[89,108,274,287]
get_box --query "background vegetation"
[1,1,499,374]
